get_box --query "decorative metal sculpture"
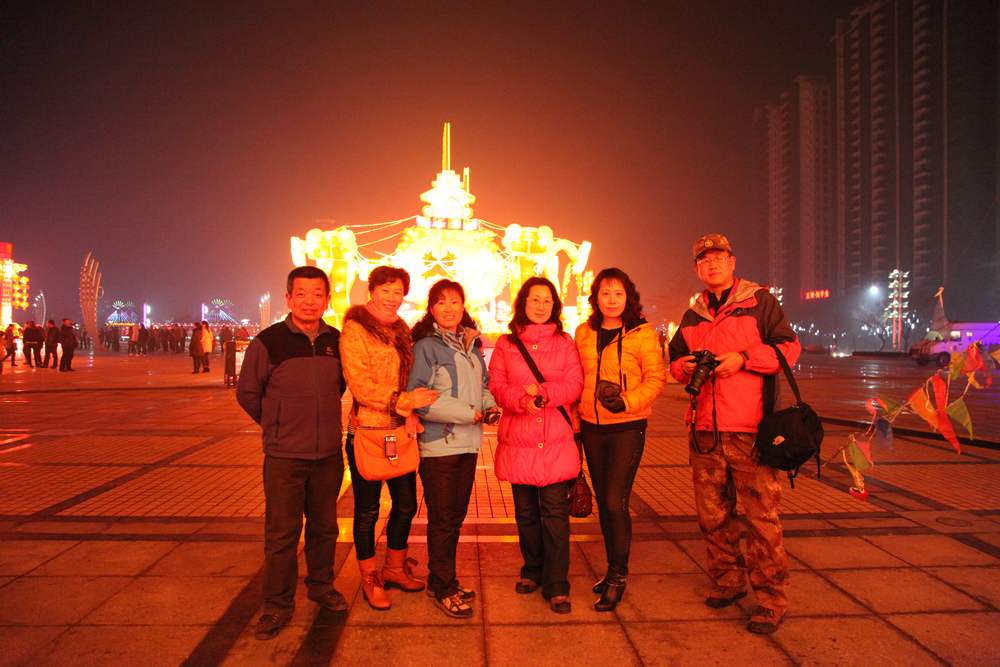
[80,252,103,342]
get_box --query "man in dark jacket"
[22,321,44,367]
[58,319,78,371]
[237,265,346,641]
[668,234,801,636]
[43,320,59,368]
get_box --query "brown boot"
[381,548,425,592]
[358,557,391,610]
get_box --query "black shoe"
[426,581,475,601]
[308,589,348,612]
[746,606,784,635]
[592,570,611,595]
[594,573,626,612]
[705,589,747,609]
[549,595,571,614]
[515,578,539,594]
[254,613,289,640]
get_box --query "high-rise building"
[834,0,999,318]
[754,76,836,309]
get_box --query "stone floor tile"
[864,534,999,566]
[146,541,263,577]
[926,566,1000,608]
[773,616,940,666]
[83,576,251,625]
[0,626,67,667]
[0,576,132,625]
[220,624,313,667]
[887,612,1000,666]
[784,536,907,569]
[14,521,112,535]
[335,625,483,665]
[104,520,209,535]
[31,540,178,576]
[825,516,918,530]
[486,623,639,666]
[399,542,479,577]
[193,519,262,536]
[781,571,869,616]
[477,541,591,577]
[825,568,985,614]
[578,538,703,575]
[625,619,793,666]
[345,576,482,626]
[971,532,1000,549]
[0,540,78,576]
[898,510,1000,534]
[480,575,616,624]
[29,624,208,667]
[614,573,744,622]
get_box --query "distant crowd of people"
[2,319,80,373]
[1,320,253,376]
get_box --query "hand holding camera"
[481,406,502,425]
[596,380,626,413]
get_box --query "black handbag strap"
[509,334,574,431]
[768,343,802,406]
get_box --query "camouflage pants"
[691,431,789,613]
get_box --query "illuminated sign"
[804,289,830,301]
[1,242,30,327]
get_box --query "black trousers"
[262,452,344,615]
[59,347,75,371]
[345,434,418,561]
[43,345,58,368]
[419,452,477,599]
[24,343,42,366]
[582,426,645,575]
[512,480,572,597]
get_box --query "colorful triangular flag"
[946,398,974,441]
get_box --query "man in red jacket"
[668,234,801,635]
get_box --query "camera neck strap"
[508,334,574,431]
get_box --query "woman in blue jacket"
[407,279,498,618]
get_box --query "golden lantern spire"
[442,121,451,171]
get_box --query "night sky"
[3,1,854,324]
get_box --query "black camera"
[532,395,548,408]
[685,350,719,396]
[481,407,502,425]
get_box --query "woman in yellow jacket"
[576,267,666,611]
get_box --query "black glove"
[481,407,502,425]
[596,380,626,413]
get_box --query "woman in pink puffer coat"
[488,276,584,614]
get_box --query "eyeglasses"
[696,254,731,267]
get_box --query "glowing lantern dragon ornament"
[291,123,593,332]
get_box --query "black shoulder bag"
[509,335,593,517]
[754,343,824,487]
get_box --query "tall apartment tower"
[755,76,836,308]
[834,0,999,318]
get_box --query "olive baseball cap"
[693,233,733,260]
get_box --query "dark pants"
[59,347,75,371]
[419,452,477,599]
[24,344,42,366]
[2,347,15,366]
[512,480,572,597]
[202,353,210,371]
[345,434,417,561]
[262,452,344,616]
[582,426,645,575]
[192,355,202,372]
[43,345,58,368]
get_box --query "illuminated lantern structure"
[1,242,30,327]
[291,123,594,332]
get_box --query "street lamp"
[868,284,880,297]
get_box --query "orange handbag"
[351,406,419,481]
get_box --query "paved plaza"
[1,352,999,666]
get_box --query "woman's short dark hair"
[510,276,563,334]
[286,266,330,295]
[367,265,410,295]
[587,267,644,330]
[411,279,477,341]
